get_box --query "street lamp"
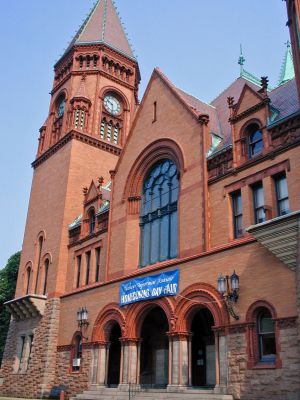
[217,271,240,320]
[77,307,89,340]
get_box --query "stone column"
[167,333,190,391]
[119,339,140,390]
[213,330,228,394]
[96,342,108,386]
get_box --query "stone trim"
[32,131,121,169]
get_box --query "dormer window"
[88,208,96,234]
[247,124,263,158]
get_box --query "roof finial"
[238,44,245,76]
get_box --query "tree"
[0,251,20,364]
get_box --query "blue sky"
[0,1,289,268]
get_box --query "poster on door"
[120,269,179,306]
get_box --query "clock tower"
[1,2,139,397]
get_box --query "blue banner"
[120,269,179,307]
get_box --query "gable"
[85,181,98,203]
[234,84,264,116]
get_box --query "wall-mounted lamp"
[77,307,89,340]
[217,271,240,320]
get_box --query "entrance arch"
[107,323,122,387]
[140,307,169,388]
[191,308,215,387]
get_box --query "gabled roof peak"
[278,41,295,86]
[58,0,136,65]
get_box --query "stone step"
[72,387,233,400]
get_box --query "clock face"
[104,95,121,116]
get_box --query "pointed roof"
[61,0,135,62]
[278,41,295,86]
[238,45,261,86]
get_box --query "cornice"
[32,130,121,169]
[229,98,270,124]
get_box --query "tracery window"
[140,159,179,267]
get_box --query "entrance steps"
[71,385,234,400]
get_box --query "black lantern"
[217,271,240,320]
[77,307,89,339]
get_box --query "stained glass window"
[140,159,179,267]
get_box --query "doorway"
[107,323,121,387]
[191,308,216,387]
[140,307,169,388]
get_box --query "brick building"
[1,1,300,399]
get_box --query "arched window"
[72,334,82,371]
[57,97,66,119]
[43,259,49,296]
[248,124,263,158]
[34,236,44,293]
[257,308,276,363]
[88,208,96,234]
[26,267,31,295]
[140,159,179,267]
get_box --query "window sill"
[251,363,277,370]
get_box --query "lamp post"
[217,271,240,320]
[77,307,89,340]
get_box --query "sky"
[0,0,289,268]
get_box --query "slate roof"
[269,78,299,122]
[157,69,299,155]
[60,0,135,63]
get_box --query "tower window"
[140,159,179,267]
[26,267,31,295]
[43,259,49,296]
[231,190,243,238]
[79,56,83,69]
[80,110,85,129]
[86,55,90,68]
[107,122,112,141]
[275,175,290,216]
[93,55,97,68]
[75,109,85,130]
[113,123,119,144]
[57,98,66,118]
[252,183,266,224]
[100,119,105,139]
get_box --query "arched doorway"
[107,324,121,387]
[191,308,216,388]
[140,307,169,388]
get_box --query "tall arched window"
[88,208,96,234]
[26,267,31,295]
[257,308,276,363]
[43,259,49,296]
[72,334,82,371]
[247,124,263,158]
[57,97,66,118]
[35,236,43,293]
[140,159,179,267]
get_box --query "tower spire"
[238,44,245,76]
[58,0,135,64]
[278,40,295,86]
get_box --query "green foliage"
[0,251,21,364]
